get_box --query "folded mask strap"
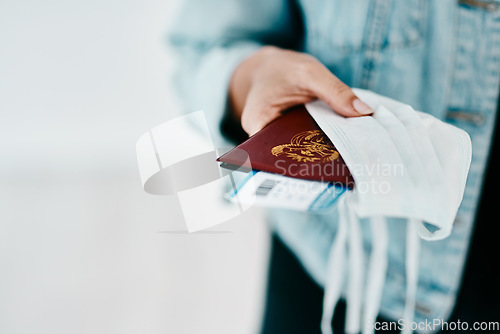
[402,219,421,334]
[345,206,364,334]
[363,216,389,334]
[321,194,349,334]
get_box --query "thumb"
[308,67,373,117]
[240,92,282,136]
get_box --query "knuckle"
[258,45,279,58]
[293,61,312,77]
[331,82,353,99]
[292,53,318,73]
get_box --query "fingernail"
[353,99,373,116]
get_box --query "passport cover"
[217,105,354,186]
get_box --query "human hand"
[229,46,373,136]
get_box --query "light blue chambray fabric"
[168,0,500,329]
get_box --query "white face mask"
[306,88,471,240]
[306,89,472,334]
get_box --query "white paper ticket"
[226,171,346,212]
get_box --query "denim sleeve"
[168,0,304,146]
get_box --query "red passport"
[217,105,354,186]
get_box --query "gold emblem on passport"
[271,130,340,163]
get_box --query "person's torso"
[270,0,500,325]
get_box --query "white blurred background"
[0,0,270,333]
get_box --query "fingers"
[308,64,373,117]
[241,91,281,136]
[238,49,373,136]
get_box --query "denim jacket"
[169,0,500,330]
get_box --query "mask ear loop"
[325,201,390,334]
[345,201,364,334]
[402,219,421,334]
[362,215,389,334]
[321,192,350,334]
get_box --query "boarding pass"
[225,171,346,212]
